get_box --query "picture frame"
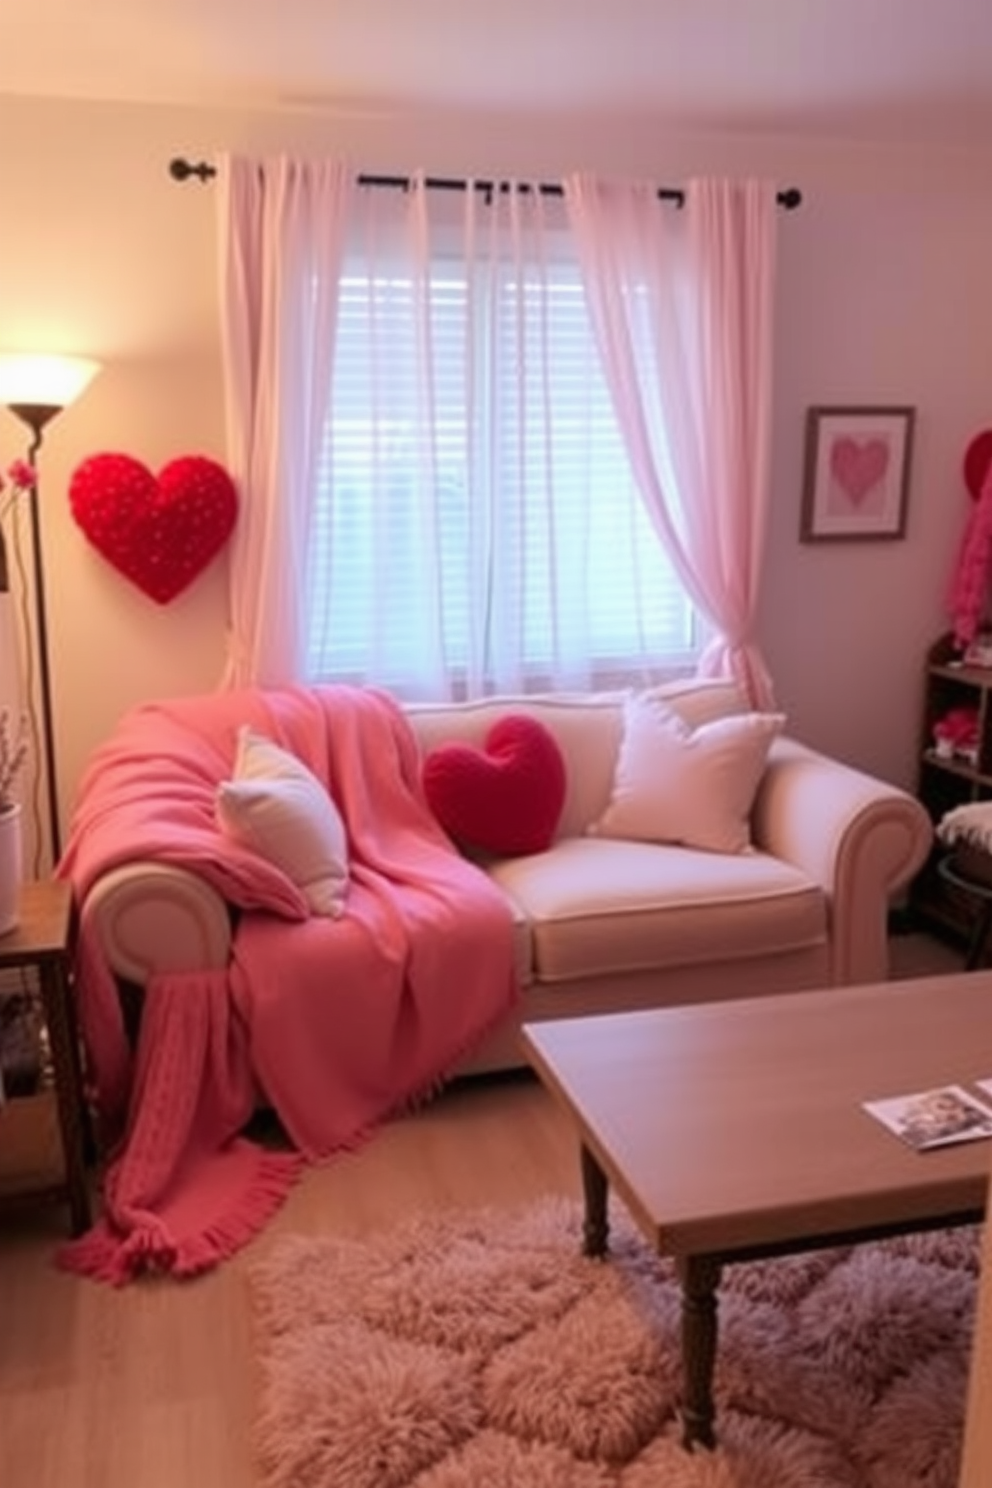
[800,405,916,542]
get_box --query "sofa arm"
[80,863,233,985]
[751,737,932,986]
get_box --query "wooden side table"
[0,879,91,1235]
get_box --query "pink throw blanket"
[57,685,517,1283]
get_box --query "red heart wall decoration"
[68,453,238,604]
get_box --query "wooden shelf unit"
[0,881,91,1235]
[912,632,992,941]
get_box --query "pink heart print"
[829,436,890,507]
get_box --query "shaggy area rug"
[247,1196,980,1487]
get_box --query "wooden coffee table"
[521,975,992,1451]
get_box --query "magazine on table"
[862,1084,992,1151]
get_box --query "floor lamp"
[0,354,100,869]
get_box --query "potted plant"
[0,707,28,934]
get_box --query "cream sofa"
[79,677,932,1072]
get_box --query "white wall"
[1,92,991,860]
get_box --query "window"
[304,233,700,699]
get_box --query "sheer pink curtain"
[564,174,778,708]
[216,153,353,685]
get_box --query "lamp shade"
[0,354,100,411]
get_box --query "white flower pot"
[0,802,23,935]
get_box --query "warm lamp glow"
[0,349,101,869]
[0,353,100,411]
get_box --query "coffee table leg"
[676,1253,722,1451]
[579,1143,609,1256]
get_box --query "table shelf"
[0,880,91,1235]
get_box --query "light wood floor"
[0,931,969,1488]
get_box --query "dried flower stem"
[0,709,28,810]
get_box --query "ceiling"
[2,0,992,147]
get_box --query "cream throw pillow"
[216,726,349,917]
[590,692,785,854]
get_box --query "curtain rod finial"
[169,157,216,183]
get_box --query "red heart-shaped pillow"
[423,715,567,856]
[69,452,238,604]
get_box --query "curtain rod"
[168,157,802,210]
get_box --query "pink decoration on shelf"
[829,436,890,507]
[948,435,992,649]
[933,706,979,756]
[964,429,992,501]
[68,452,238,603]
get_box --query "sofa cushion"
[215,726,349,917]
[408,677,747,841]
[422,716,566,855]
[487,836,826,982]
[590,693,785,853]
[501,892,535,989]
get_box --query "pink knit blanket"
[57,685,517,1283]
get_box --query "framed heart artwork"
[800,405,916,542]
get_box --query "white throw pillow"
[216,726,348,917]
[589,692,785,854]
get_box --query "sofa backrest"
[406,677,747,839]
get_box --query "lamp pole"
[22,417,60,864]
[0,355,100,872]
[8,406,62,866]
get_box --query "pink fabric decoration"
[948,456,992,648]
[217,154,353,685]
[57,685,517,1283]
[564,174,778,710]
